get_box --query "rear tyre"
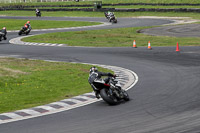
[26,30,30,35]
[100,88,118,105]
[111,19,114,23]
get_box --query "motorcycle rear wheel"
[100,88,118,105]
[26,30,30,35]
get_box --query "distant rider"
[35,8,41,16]
[105,11,115,22]
[0,27,7,40]
[88,66,115,99]
[107,11,112,16]
[105,11,112,19]
[36,8,40,13]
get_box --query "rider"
[106,11,115,22]
[24,21,31,32]
[0,27,7,40]
[107,11,112,16]
[105,11,111,18]
[24,21,31,28]
[35,8,41,15]
[36,8,40,13]
[88,66,115,99]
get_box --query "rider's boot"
[94,91,100,99]
[3,36,7,40]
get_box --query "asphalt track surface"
[140,23,200,37]
[0,16,200,133]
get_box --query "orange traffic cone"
[133,40,137,48]
[176,42,180,52]
[148,41,152,50]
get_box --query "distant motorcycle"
[18,25,31,35]
[0,27,7,41]
[104,12,117,23]
[36,10,41,17]
[0,32,7,41]
[90,76,129,105]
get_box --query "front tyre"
[123,91,129,101]
[100,88,118,105]
[18,30,22,35]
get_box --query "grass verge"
[0,58,112,113]
[0,19,101,30]
[22,26,200,47]
[104,5,200,9]
[13,5,200,9]
[0,0,200,6]
[1,11,200,20]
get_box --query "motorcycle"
[91,76,129,105]
[18,25,31,35]
[0,32,7,41]
[104,12,117,23]
[36,10,41,17]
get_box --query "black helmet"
[89,66,98,73]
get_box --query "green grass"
[0,19,100,30]
[0,58,112,113]
[0,10,103,17]
[101,0,200,4]
[105,5,200,8]
[22,26,200,47]
[1,11,200,20]
[18,5,200,9]
[0,1,93,6]
[0,0,200,6]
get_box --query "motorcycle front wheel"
[123,90,129,101]
[100,88,118,105]
[18,30,22,35]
